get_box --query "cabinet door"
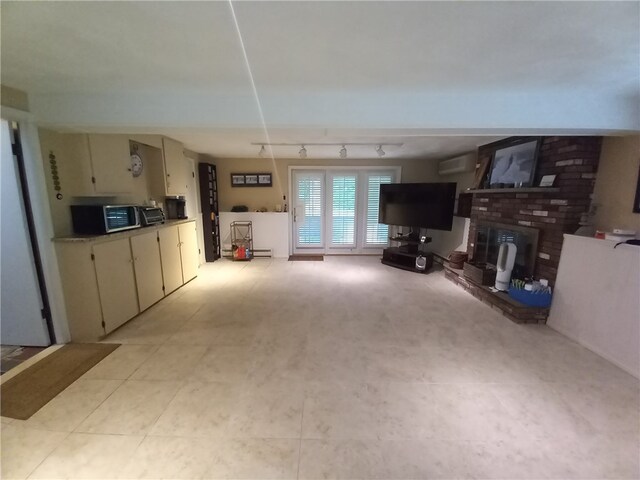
[162,137,187,195]
[159,226,184,294]
[179,222,199,282]
[88,134,133,194]
[93,238,139,333]
[131,231,164,311]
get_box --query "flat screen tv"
[379,183,456,231]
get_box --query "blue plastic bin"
[508,287,552,308]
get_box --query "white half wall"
[548,234,640,378]
[219,212,289,258]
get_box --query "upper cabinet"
[87,135,134,194]
[40,131,189,199]
[39,131,134,197]
[162,137,188,196]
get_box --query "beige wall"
[212,156,439,212]
[1,85,29,111]
[592,135,640,232]
[428,159,476,257]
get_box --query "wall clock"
[130,152,143,177]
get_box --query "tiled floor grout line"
[296,387,306,480]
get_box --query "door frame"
[288,165,402,256]
[1,106,71,343]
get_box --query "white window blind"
[331,175,357,245]
[297,175,323,245]
[365,173,393,245]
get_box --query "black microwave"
[71,205,140,235]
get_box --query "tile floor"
[1,257,638,479]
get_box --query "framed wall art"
[487,137,542,188]
[231,174,245,186]
[230,172,273,187]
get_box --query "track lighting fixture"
[251,142,402,159]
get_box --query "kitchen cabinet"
[159,225,184,294]
[92,238,139,333]
[131,230,165,311]
[38,131,134,198]
[179,222,199,282]
[88,134,134,194]
[54,221,198,342]
[55,241,105,339]
[162,137,188,195]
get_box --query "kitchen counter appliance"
[165,196,186,219]
[71,205,140,235]
[138,206,165,226]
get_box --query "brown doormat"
[288,255,324,261]
[1,343,120,420]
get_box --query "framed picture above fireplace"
[487,137,541,188]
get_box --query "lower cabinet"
[55,221,199,341]
[159,225,183,294]
[131,230,165,311]
[179,222,199,283]
[92,238,139,333]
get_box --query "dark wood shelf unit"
[198,162,221,262]
[382,247,433,274]
[455,192,473,217]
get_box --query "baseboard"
[547,323,639,380]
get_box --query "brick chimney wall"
[467,136,602,286]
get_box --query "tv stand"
[382,234,433,273]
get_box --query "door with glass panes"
[292,168,397,254]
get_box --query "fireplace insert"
[473,221,539,279]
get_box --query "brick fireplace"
[445,136,602,323]
[467,136,602,286]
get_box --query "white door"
[0,119,51,346]
[293,171,325,253]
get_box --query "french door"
[292,168,397,254]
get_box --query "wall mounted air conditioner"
[438,153,476,176]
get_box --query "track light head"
[339,145,347,159]
[258,145,266,158]
[299,145,307,159]
[376,145,385,157]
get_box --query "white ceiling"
[1,1,638,159]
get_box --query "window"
[365,173,393,245]
[331,175,357,245]
[296,174,323,245]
